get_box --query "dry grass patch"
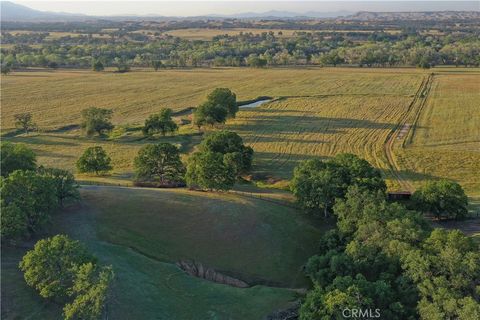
[227,95,415,188]
[397,73,480,197]
[1,68,423,130]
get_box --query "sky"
[13,1,480,17]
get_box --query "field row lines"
[384,73,434,191]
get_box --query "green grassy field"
[2,186,326,319]
[83,186,324,287]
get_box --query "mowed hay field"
[1,67,424,187]
[164,28,301,40]
[163,28,400,40]
[228,95,414,184]
[397,73,480,196]
[2,186,325,320]
[3,68,479,196]
[1,68,422,130]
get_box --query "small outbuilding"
[387,191,412,201]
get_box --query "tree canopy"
[91,59,104,71]
[185,130,253,191]
[63,263,114,320]
[14,112,37,134]
[402,229,480,319]
[290,153,385,217]
[76,146,112,175]
[194,88,238,128]
[1,146,80,240]
[1,170,58,237]
[80,107,114,136]
[199,130,253,175]
[185,151,236,191]
[20,235,114,320]
[134,143,185,185]
[206,88,238,118]
[412,179,469,220]
[38,167,80,207]
[193,101,228,128]
[2,18,479,69]
[1,142,37,177]
[299,180,479,320]
[142,108,178,137]
[1,201,27,240]
[19,235,96,302]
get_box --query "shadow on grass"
[379,168,439,183]
[230,112,396,135]
[7,134,78,146]
[46,124,80,133]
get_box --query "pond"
[239,99,272,108]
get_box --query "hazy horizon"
[10,1,480,17]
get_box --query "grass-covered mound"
[2,185,328,319]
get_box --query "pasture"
[2,186,325,319]
[2,67,479,196]
[1,67,422,130]
[396,73,480,196]
[2,66,480,319]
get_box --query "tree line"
[1,25,479,71]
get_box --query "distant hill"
[1,1,87,21]
[208,10,353,19]
[2,1,478,22]
[0,1,352,22]
[347,11,480,21]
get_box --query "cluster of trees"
[412,179,469,220]
[20,235,114,320]
[194,88,238,128]
[1,142,79,240]
[1,143,113,319]
[132,130,253,190]
[80,106,179,138]
[17,88,246,188]
[289,155,479,319]
[3,20,478,70]
[290,153,386,217]
[300,187,479,319]
[290,153,469,220]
